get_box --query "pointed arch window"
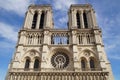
[39,12,45,29]
[83,12,88,28]
[24,59,30,69]
[90,58,95,70]
[34,59,40,70]
[81,58,86,71]
[32,12,38,29]
[76,12,81,28]
[81,60,86,68]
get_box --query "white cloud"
[0,22,18,42]
[0,0,31,16]
[105,44,116,50]
[53,0,77,11]
[108,54,120,60]
[53,0,77,28]
[0,41,15,48]
[58,16,68,23]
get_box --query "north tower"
[6,4,114,80]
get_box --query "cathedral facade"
[6,4,114,80]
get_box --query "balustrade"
[77,32,95,45]
[51,31,70,45]
[23,30,95,45]
[25,32,44,45]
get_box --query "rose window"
[51,52,69,69]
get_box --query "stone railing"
[7,71,109,80]
[21,29,96,45]
[10,68,103,72]
[25,31,44,45]
[77,31,95,45]
[50,30,70,45]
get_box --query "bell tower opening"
[76,11,81,28]
[32,11,38,29]
[83,12,88,28]
[39,12,45,29]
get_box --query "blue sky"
[0,0,120,80]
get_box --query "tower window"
[81,59,86,69]
[34,59,40,69]
[32,12,38,29]
[83,12,88,28]
[39,12,45,29]
[90,58,95,70]
[24,59,30,69]
[81,57,87,71]
[76,12,81,28]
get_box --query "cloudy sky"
[0,0,120,80]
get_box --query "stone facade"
[6,4,114,80]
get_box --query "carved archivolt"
[22,49,41,62]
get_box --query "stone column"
[9,74,12,80]
[23,10,34,29]
[46,10,52,28]
[89,10,93,28]
[91,9,97,28]
[28,10,34,29]
[72,30,77,44]
[72,10,77,27]
[18,31,26,45]
[45,10,51,28]
[83,33,87,45]
[80,10,84,28]
[86,10,91,28]
[36,11,41,29]
[23,11,29,29]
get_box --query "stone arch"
[50,48,73,57]
[33,56,41,61]
[89,56,99,70]
[33,57,41,70]
[24,56,31,69]
[78,49,98,59]
[21,49,41,69]
[21,49,41,62]
[80,57,87,70]
[23,56,31,62]
[78,49,99,70]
